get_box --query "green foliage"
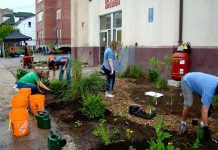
[0,25,19,39]
[60,72,106,101]
[16,69,28,81]
[128,145,136,150]
[113,128,121,135]
[49,79,67,94]
[147,69,158,82]
[149,56,171,90]
[82,94,107,119]
[119,65,144,78]
[192,126,203,149]
[125,128,133,140]
[212,95,218,106]
[79,72,107,97]
[72,60,83,84]
[147,117,180,150]
[74,120,83,128]
[92,119,111,145]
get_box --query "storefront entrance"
[99,11,122,64]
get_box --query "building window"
[100,14,111,30]
[38,30,43,38]
[56,28,61,39]
[37,11,43,22]
[56,9,61,20]
[28,22,31,27]
[113,12,122,28]
[37,0,43,4]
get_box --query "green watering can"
[36,111,51,129]
[48,130,66,150]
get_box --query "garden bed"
[45,77,218,150]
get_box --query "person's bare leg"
[182,105,190,122]
[201,105,209,126]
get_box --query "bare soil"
[45,77,218,150]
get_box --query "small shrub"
[49,79,67,94]
[82,94,107,119]
[147,117,180,150]
[119,65,144,78]
[16,69,28,81]
[79,72,107,97]
[147,69,158,82]
[92,119,111,145]
[72,60,82,84]
[74,120,83,128]
[61,83,80,101]
[156,79,169,90]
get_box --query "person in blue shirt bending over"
[179,72,218,140]
[48,56,72,85]
[102,41,119,98]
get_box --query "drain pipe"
[178,0,183,46]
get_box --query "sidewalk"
[0,63,16,121]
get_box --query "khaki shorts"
[181,78,193,107]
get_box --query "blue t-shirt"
[54,56,70,66]
[183,72,218,107]
[103,47,116,69]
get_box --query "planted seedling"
[113,128,121,135]
[152,96,158,105]
[147,105,156,115]
[74,120,83,128]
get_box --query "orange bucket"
[29,94,45,115]
[11,94,29,109]
[18,88,31,96]
[9,108,29,136]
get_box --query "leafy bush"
[79,72,107,96]
[49,79,67,94]
[156,79,169,90]
[60,72,106,101]
[119,65,144,78]
[82,94,107,119]
[16,69,28,81]
[72,60,82,84]
[92,119,111,145]
[147,69,158,82]
[147,117,180,150]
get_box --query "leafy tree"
[0,25,19,39]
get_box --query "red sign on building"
[105,0,120,9]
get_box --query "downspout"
[178,0,183,45]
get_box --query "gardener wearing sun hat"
[179,72,218,139]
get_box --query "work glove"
[203,126,211,140]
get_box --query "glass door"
[100,31,107,64]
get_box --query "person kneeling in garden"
[17,71,50,93]
[180,72,218,139]
[48,56,72,85]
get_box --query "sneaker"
[105,92,114,98]
[179,122,188,133]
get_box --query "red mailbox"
[171,52,189,81]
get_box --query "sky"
[0,0,35,13]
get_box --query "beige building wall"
[183,0,218,46]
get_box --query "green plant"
[79,72,107,97]
[119,65,144,78]
[82,94,107,119]
[113,128,121,135]
[192,126,203,149]
[72,60,83,84]
[147,105,156,114]
[149,56,172,90]
[49,79,67,94]
[129,145,136,150]
[147,117,180,150]
[125,128,133,140]
[60,72,106,102]
[147,69,158,82]
[212,95,218,106]
[16,69,28,81]
[92,119,111,145]
[74,120,83,128]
